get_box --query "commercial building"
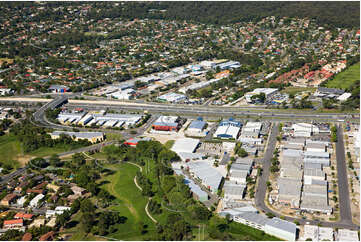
[157,92,187,103]
[291,123,320,137]
[238,122,263,145]
[152,116,181,131]
[50,131,104,143]
[48,84,70,93]
[314,87,344,98]
[57,111,85,124]
[244,88,278,103]
[233,211,268,231]
[214,119,242,139]
[214,61,241,70]
[264,217,297,241]
[229,170,248,184]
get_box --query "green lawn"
[28,146,72,158]
[100,163,157,240]
[0,135,22,169]
[105,133,123,141]
[326,62,360,90]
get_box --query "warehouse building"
[50,131,104,143]
[277,177,302,208]
[187,119,207,133]
[229,170,248,184]
[303,225,334,241]
[303,168,325,185]
[171,138,200,161]
[264,218,297,241]
[291,123,320,137]
[157,92,187,103]
[300,183,332,214]
[305,142,327,152]
[244,88,278,103]
[57,111,85,124]
[233,211,268,231]
[214,119,242,139]
[179,78,222,93]
[91,113,142,128]
[223,180,246,201]
[336,229,359,241]
[152,116,181,131]
[186,162,223,193]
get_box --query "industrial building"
[223,180,246,201]
[302,225,334,241]
[179,78,222,93]
[264,217,297,241]
[186,161,223,193]
[157,92,187,103]
[244,88,278,103]
[336,229,359,241]
[50,131,104,143]
[291,123,320,137]
[57,110,142,128]
[152,116,181,132]
[171,138,201,161]
[187,119,207,134]
[300,183,332,214]
[277,177,302,208]
[214,119,242,139]
[238,122,263,145]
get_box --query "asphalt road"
[0,167,27,186]
[335,124,353,224]
[254,122,359,230]
[255,121,279,215]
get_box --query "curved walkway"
[161,201,184,213]
[128,162,157,224]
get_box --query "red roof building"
[14,213,34,220]
[3,219,23,229]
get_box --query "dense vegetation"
[9,120,92,152]
[1,2,359,29]
[99,141,279,241]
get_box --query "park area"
[326,62,360,90]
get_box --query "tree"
[80,212,94,233]
[80,199,95,213]
[237,148,248,157]
[49,154,62,167]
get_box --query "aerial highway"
[0,96,358,122]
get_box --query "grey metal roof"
[278,178,302,196]
[236,212,269,226]
[283,149,304,157]
[304,162,322,170]
[265,217,297,234]
[318,87,344,95]
[51,131,103,139]
[188,120,206,130]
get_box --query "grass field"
[105,133,123,141]
[0,135,22,169]
[326,62,360,90]
[100,163,157,240]
[28,146,72,158]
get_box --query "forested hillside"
[1,2,359,28]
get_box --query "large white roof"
[171,138,199,154]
